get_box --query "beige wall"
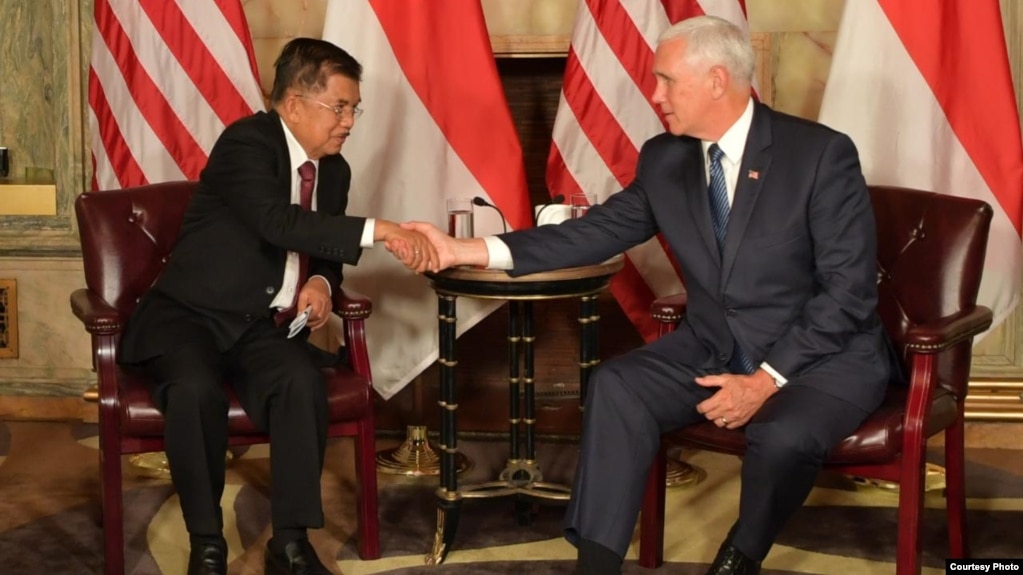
[1,0,1022,418]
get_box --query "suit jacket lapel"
[681,138,720,259]
[721,104,773,282]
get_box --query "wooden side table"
[423,257,623,564]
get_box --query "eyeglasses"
[297,95,364,120]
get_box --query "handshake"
[379,220,489,273]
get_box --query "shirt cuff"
[760,362,788,388]
[360,218,375,248]
[483,236,514,270]
[309,275,332,296]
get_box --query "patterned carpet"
[0,420,1020,574]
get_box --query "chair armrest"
[650,293,688,323]
[332,287,373,320]
[70,288,124,335]
[333,287,374,383]
[903,306,993,353]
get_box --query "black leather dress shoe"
[705,543,761,575]
[264,538,331,575]
[187,541,227,575]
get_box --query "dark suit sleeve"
[500,143,663,275]
[201,120,365,266]
[763,133,879,377]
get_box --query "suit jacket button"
[265,286,275,294]
[726,309,737,317]
[244,314,255,322]
[717,353,728,362]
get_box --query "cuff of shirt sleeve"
[483,236,514,270]
[760,362,788,388]
[360,218,375,248]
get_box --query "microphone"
[533,194,566,226]
[472,196,508,234]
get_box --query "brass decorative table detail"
[423,257,623,565]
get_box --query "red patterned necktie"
[275,161,316,326]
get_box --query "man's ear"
[709,65,730,99]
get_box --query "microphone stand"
[472,196,508,233]
[533,194,566,226]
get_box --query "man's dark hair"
[270,38,362,105]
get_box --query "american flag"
[88,0,264,191]
[546,0,753,341]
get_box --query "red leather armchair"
[638,185,993,575]
[70,181,380,575]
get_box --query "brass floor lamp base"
[850,463,947,493]
[376,425,471,477]
[666,451,705,488]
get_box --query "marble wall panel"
[0,258,93,396]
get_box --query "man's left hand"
[695,369,778,429]
[296,276,332,331]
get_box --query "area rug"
[0,420,1020,574]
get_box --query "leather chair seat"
[669,386,959,466]
[117,366,372,437]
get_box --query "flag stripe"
[90,0,261,189]
[88,68,148,189]
[587,0,658,104]
[139,0,254,129]
[878,0,1023,236]
[562,51,640,189]
[95,0,208,180]
[90,38,186,186]
[368,0,532,231]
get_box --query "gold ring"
[720,417,728,425]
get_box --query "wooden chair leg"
[639,444,667,569]
[896,450,926,575]
[354,416,381,560]
[944,416,969,558]
[101,448,125,575]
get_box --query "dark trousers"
[141,317,328,537]
[563,348,870,561]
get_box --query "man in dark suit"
[119,39,436,575]
[405,16,894,575]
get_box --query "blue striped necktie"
[707,143,756,375]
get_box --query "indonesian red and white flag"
[547,0,754,342]
[323,0,532,399]
[819,0,1023,332]
[89,0,264,190]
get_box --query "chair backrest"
[870,185,992,396]
[75,181,198,318]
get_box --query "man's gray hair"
[658,16,755,86]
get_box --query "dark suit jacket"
[502,103,890,412]
[121,110,366,362]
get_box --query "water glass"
[446,198,475,238]
[570,193,597,219]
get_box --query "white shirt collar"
[701,97,755,165]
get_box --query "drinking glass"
[446,198,475,238]
[570,193,597,219]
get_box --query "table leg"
[578,294,600,409]
[427,294,461,565]
[507,301,521,467]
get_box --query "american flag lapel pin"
[748,169,760,180]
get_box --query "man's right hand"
[400,221,491,270]
[376,221,438,273]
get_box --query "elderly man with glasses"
[118,38,436,575]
